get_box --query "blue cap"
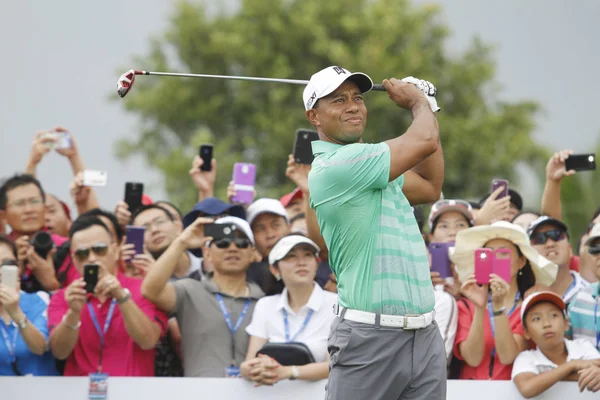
[182,197,246,228]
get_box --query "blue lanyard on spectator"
[487,291,521,377]
[215,294,251,366]
[564,276,577,301]
[282,308,314,342]
[0,322,19,363]
[87,300,117,372]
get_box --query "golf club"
[116,69,385,98]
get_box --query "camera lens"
[31,231,54,259]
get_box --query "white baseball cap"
[214,216,255,245]
[303,66,373,110]
[268,235,320,265]
[246,198,289,226]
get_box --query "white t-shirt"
[245,283,337,363]
[512,338,600,379]
[433,286,458,361]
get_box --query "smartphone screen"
[474,248,493,285]
[231,163,256,205]
[124,182,144,214]
[429,242,452,279]
[565,153,596,172]
[0,265,18,290]
[491,179,509,199]
[493,248,511,283]
[199,144,214,172]
[292,129,319,165]
[126,226,145,255]
[84,264,99,293]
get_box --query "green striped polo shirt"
[308,140,434,315]
[568,282,600,350]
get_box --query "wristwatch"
[16,316,27,330]
[493,307,506,317]
[289,365,300,380]
[117,288,132,305]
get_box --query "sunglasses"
[588,245,600,255]
[72,243,109,262]
[530,229,566,245]
[213,238,252,249]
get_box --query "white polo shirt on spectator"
[246,283,337,362]
[511,339,600,379]
[433,286,458,361]
[563,271,589,305]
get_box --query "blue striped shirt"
[568,282,600,351]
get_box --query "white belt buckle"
[403,314,421,330]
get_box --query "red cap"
[142,194,153,205]
[280,188,303,208]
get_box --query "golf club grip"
[371,84,385,91]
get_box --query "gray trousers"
[325,316,447,400]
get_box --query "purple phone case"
[474,248,493,285]
[493,248,512,283]
[231,163,256,205]
[429,242,452,279]
[126,226,145,255]
[491,179,509,199]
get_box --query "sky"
[1,0,598,214]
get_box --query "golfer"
[304,66,445,400]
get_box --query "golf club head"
[117,69,138,98]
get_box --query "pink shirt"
[48,273,167,376]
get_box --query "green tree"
[116,0,547,213]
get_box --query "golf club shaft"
[134,70,385,91]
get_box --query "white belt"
[334,304,434,330]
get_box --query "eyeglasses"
[530,229,567,245]
[213,238,252,249]
[72,243,109,262]
[141,217,169,230]
[9,197,43,209]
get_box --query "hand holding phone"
[82,170,108,187]
[292,129,319,165]
[491,179,509,199]
[199,145,214,172]
[565,153,596,172]
[124,182,144,215]
[493,248,512,283]
[0,265,19,290]
[429,242,452,279]
[84,264,99,293]
[231,163,256,205]
[204,223,238,241]
[126,226,145,256]
[474,248,493,285]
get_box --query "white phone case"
[82,170,108,187]
[0,265,18,290]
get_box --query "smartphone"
[493,248,512,283]
[204,223,238,241]
[126,226,145,256]
[565,153,596,172]
[82,170,108,187]
[124,182,144,215]
[231,163,256,205]
[84,264,99,293]
[474,248,493,285]
[292,129,319,165]
[429,242,452,279]
[45,131,72,149]
[0,265,18,290]
[491,179,509,199]
[199,144,214,172]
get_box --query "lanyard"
[487,291,521,378]
[0,321,22,376]
[87,300,117,372]
[282,308,314,342]
[215,294,251,366]
[563,276,577,302]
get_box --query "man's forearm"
[50,310,81,360]
[541,180,563,220]
[118,298,160,349]
[141,239,185,301]
[32,266,60,291]
[302,189,328,259]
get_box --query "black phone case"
[293,130,319,165]
[204,223,238,241]
[124,182,144,214]
[199,145,213,172]
[565,154,596,172]
[84,264,99,293]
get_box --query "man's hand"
[383,77,439,112]
[189,156,217,197]
[129,253,155,278]
[69,172,92,206]
[227,181,255,209]
[177,217,214,250]
[27,131,56,168]
[578,365,600,392]
[285,154,311,192]
[52,126,78,158]
[115,201,132,229]
[0,284,21,317]
[95,274,126,300]
[546,150,575,182]
[475,187,511,225]
[26,246,56,273]
[65,278,87,314]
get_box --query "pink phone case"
[493,248,512,283]
[474,248,493,285]
[231,163,256,205]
